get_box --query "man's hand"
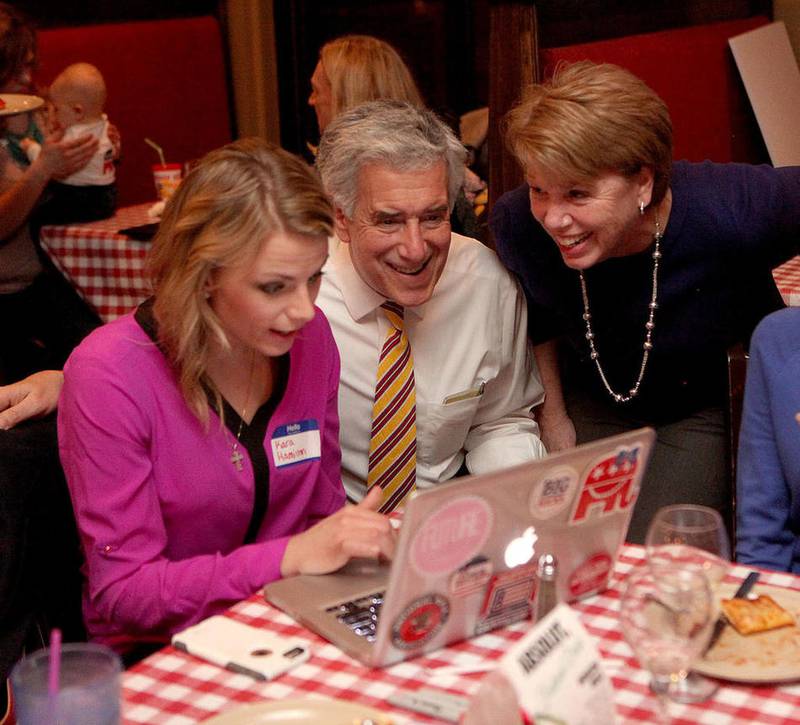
[37,128,98,180]
[280,486,396,577]
[0,370,65,430]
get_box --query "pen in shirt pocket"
[442,380,485,405]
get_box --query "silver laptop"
[264,427,655,667]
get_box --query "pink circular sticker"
[410,496,493,576]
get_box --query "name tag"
[270,420,321,468]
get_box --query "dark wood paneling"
[487,2,538,214]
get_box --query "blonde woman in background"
[309,34,422,134]
[309,34,484,238]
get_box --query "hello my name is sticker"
[270,420,321,468]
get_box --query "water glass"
[620,566,714,707]
[11,642,121,725]
[646,504,731,590]
[645,504,730,702]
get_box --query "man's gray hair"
[316,100,466,218]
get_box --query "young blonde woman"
[57,139,394,661]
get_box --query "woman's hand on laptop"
[280,486,396,577]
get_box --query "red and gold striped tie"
[367,301,417,512]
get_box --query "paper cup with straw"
[146,137,182,201]
[11,636,122,725]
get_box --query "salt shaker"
[534,553,558,621]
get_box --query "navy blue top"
[736,307,800,572]
[491,161,800,421]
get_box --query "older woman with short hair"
[58,139,394,659]
[491,61,800,542]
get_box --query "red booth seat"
[37,16,233,205]
[541,16,770,164]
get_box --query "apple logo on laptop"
[504,526,538,568]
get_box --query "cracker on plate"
[721,594,796,635]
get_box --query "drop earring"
[638,200,646,216]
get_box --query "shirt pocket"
[421,393,483,463]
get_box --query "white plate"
[694,582,800,683]
[0,93,44,116]
[201,698,393,724]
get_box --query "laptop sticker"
[449,555,493,597]
[529,466,579,519]
[475,563,537,635]
[570,445,642,523]
[270,420,321,468]
[410,495,493,576]
[391,593,450,650]
[567,552,613,599]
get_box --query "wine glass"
[620,566,715,716]
[645,504,731,702]
[645,505,731,590]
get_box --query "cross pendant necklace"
[230,351,255,472]
[230,436,245,471]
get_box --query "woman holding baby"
[0,4,109,713]
[0,2,101,381]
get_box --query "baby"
[24,62,117,222]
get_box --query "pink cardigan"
[58,308,344,651]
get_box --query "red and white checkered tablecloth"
[774,255,800,308]
[39,204,155,323]
[122,545,800,724]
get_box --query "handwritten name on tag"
[500,604,615,725]
[270,420,321,468]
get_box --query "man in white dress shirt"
[316,100,546,502]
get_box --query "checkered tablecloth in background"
[39,204,154,322]
[773,255,800,308]
[122,545,800,725]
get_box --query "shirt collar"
[327,236,426,322]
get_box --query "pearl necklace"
[578,218,662,404]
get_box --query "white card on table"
[499,603,615,725]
